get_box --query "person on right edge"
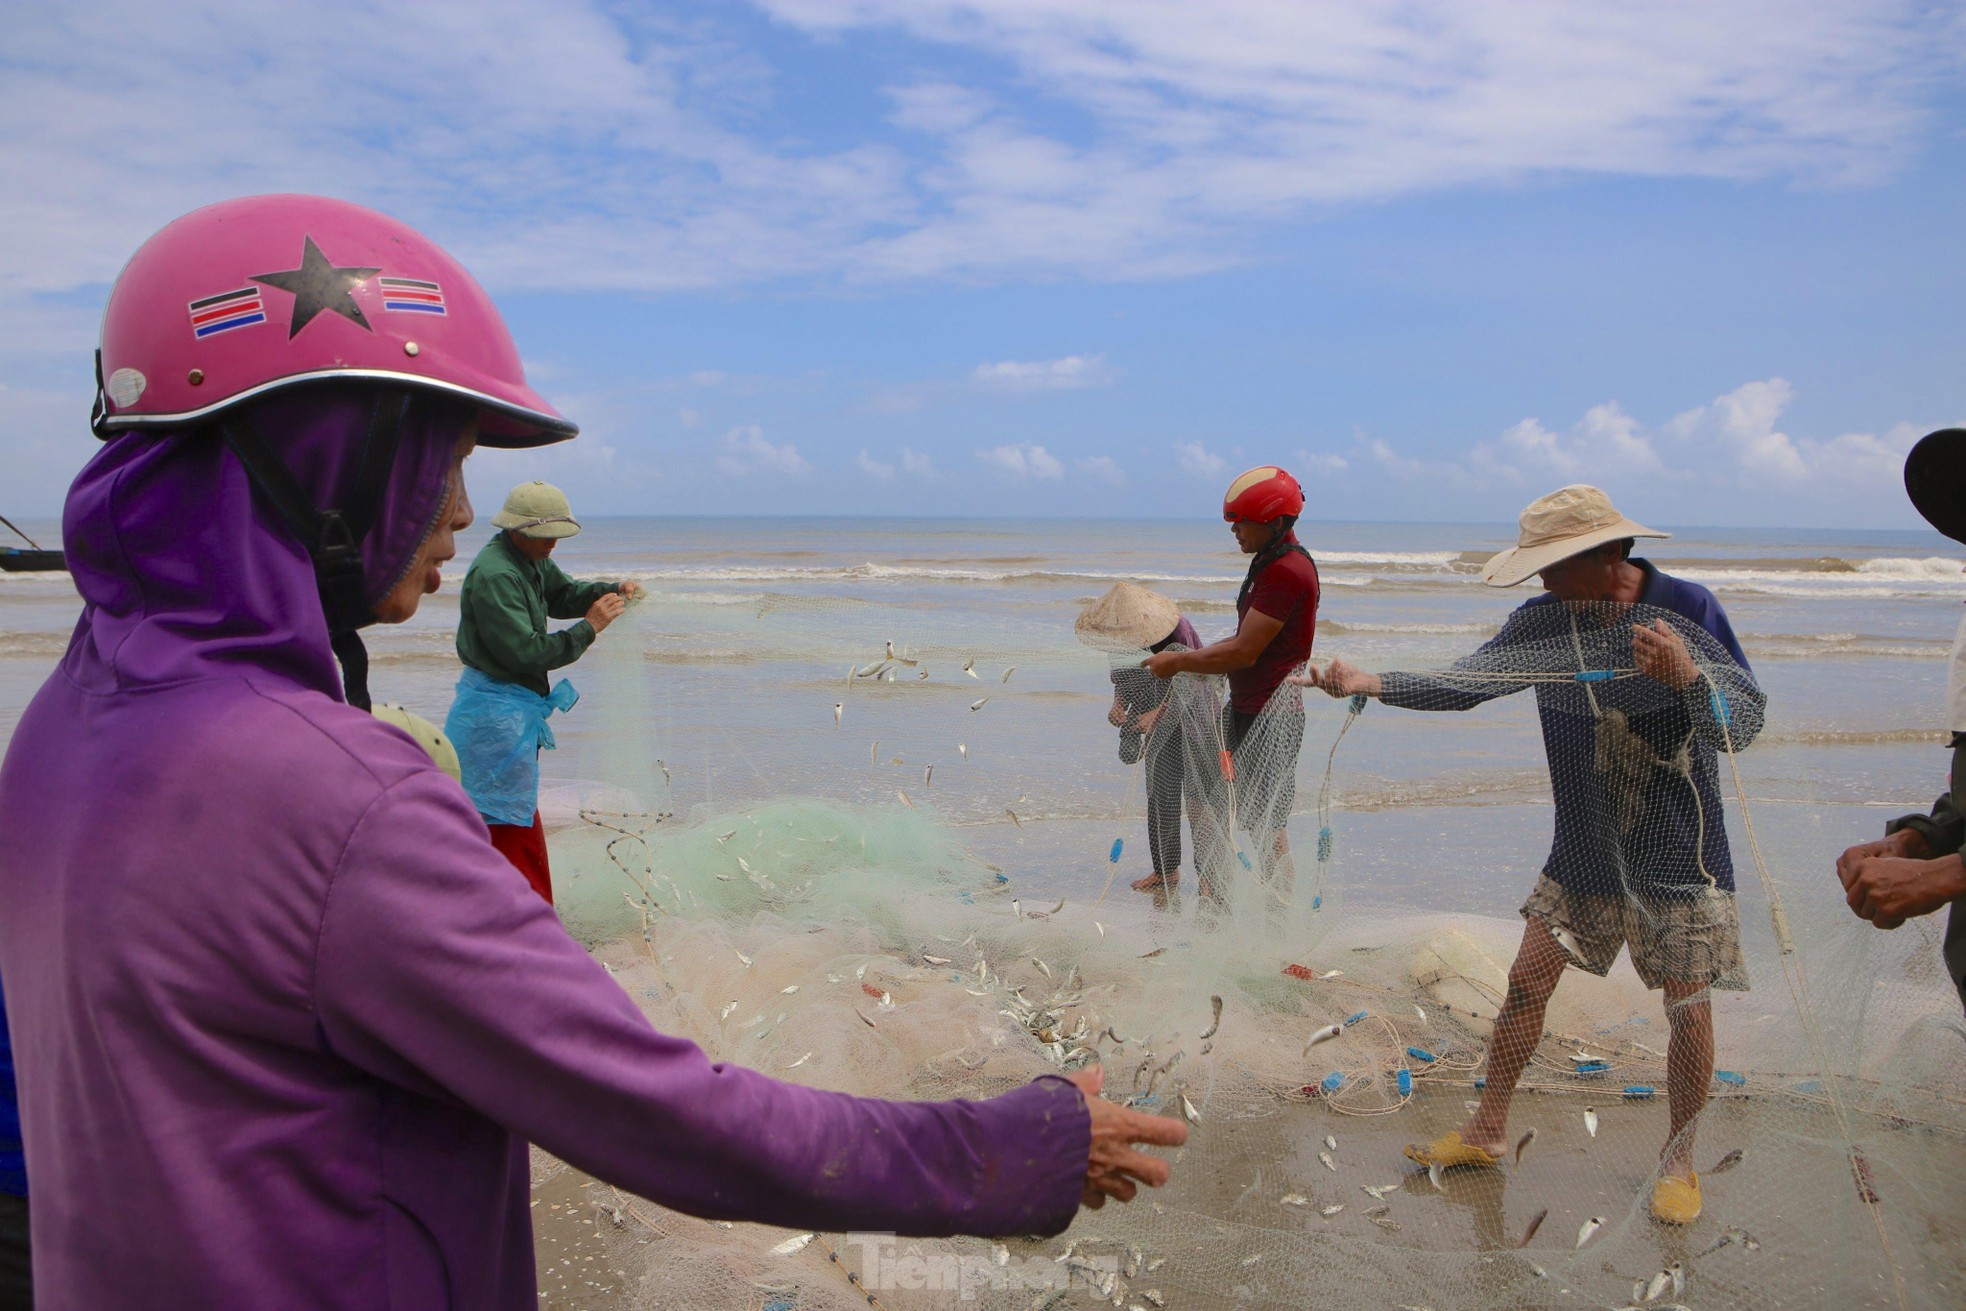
[1835,429,1966,1013]
[1303,485,1765,1224]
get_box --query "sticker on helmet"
[106,368,147,407]
[186,286,267,339]
[378,277,447,316]
[250,236,381,338]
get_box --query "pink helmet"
[93,194,574,448]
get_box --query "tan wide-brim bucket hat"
[1480,484,1668,587]
[490,480,581,539]
[1075,582,1183,649]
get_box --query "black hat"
[1904,429,1966,545]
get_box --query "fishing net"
[516,583,1964,1311]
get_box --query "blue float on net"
[1396,1068,1413,1096]
[1406,1046,1436,1063]
[994,872,1009,885]
[1574,1060,1610,1075]
[1348,692,1368,714]
[1108,837,1124,863]
[1343,1010,1369,1027]
[958,890,974,904]
[1312,895,1322,910]
[1709,687,1732,725]
[1316,826,1333,863]
[1573,669,1616,682]
[1715,1069,1747,1087]
[1623,1085,1655,1099]
[1474,1077,1486,1090]
[1321,1072,1345,1094]
[1237,850,1253,870]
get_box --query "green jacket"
[455,533,618,696]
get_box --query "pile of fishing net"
[523,595,1964,1310]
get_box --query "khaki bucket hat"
[1480,485,1668,587]
[490,480,581,539]
[1075,582,1183,649]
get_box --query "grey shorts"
[1521,873,1749,992]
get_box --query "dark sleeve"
[541,559,617,620]
[471,569,596,677]
[1378,609,1536,712]
[1886,735,1966,857]
[316,774,1090,1238]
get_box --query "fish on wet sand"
[1304,1023,1343,1052]
[1516,1207,1546,1248]
[1708,1147,1744,1174]
[1575,1216,1603,1249]
[1583,1107,1599,1138]
[1199,995,1223,1041]
[1514,1128,1537,1168]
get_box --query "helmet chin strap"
[217,390,409,711]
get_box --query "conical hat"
[1074,582,1182,649]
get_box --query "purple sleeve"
[313,772,1089,1237]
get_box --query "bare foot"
[1130,871,1177,893]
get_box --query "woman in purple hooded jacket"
[0,196,1183,1310]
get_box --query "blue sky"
[4,1,1965,527]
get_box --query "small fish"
[1414,1006,1428,1026]
[1139,1290,1166,1308]
[857,1010,877,1028]
[735,856,754,874]
[719,1000,738,1021]
[1668,1261,1685,1295]
[1239,1254,1262,1267]
[855,963,868,978]
[1095,921,1106,939]
[924,765,933,787]
[734,949,752,967]
[923,954,951,965]
[1516,1206,1546,1248]
[1139,947,1165,958]
[1575,1216,1603,1248]
[1318,969,1343,980]
[1199,995,1223,1041]
[1367,1214,1401,1233]
[970,697,990,712]
[770,1233,815,1256]
[1012,899,1023,919]
[890,756,904,765]
[1319,1203,1344,1217]
[1514,1128,1537,1168]
[1360,1184,1398,1200]
[1304,1023,1343,1052]
[871,740,879,766]
[916,668,928,680]
[1583,1106,1599,1138]
[1427,1161,1443,1191]
[963,657,978,678]
[1181,1094,1200,1124]
[898,789,913,808]
[958,742,968,758]
[1645,1269,1673,1302]
[1364,1205,1389,1217]
[1005,807,1022,828]
[1696,1227,1760,1256]
[1708,1147,1744,1174]
[1318,1151,1336,1172]
[1001,666,1016,684]
[833,703,843,726]
[1323,1134,1336,1152]
[993,1244,1009,1267]
[786,1052,812,1069]
[854,660,886,677]
[716,830,736,843]
[1279,1192,1310,1207]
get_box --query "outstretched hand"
[1064,1066,1187,1209]
[1289,660,1381,699]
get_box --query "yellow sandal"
[1402,1131,1500,1170]
[1650,1171,1702,1224]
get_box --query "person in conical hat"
[447,479,642,904]
[1304,483,1765,1226]
[1077,584,1209,895]
[1836,429,1966,1014]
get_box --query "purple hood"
[61,389,460,698]
[0,400,1088,1309]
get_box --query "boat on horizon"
[0,514,64,572]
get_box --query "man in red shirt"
[1144,467,1320,902]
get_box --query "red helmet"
[1222,466,1304,523]
[92,194,573,448]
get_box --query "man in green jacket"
[448,481,641,902]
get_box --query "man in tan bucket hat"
[446,481,643,904]
[1304,484,1765,1226]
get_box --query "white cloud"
[976,443,1065,478]
[899,448,936,476]
[1174,441,1225,478]
[716,424,811,477]
[971,353,1114,391]
[857,449,896,479]
[1076,455,1125,485]
[1295,449,1349,476]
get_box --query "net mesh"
[522,586,1965,1311]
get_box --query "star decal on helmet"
[251,236,382,339]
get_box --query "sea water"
[3,514,1961,924]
